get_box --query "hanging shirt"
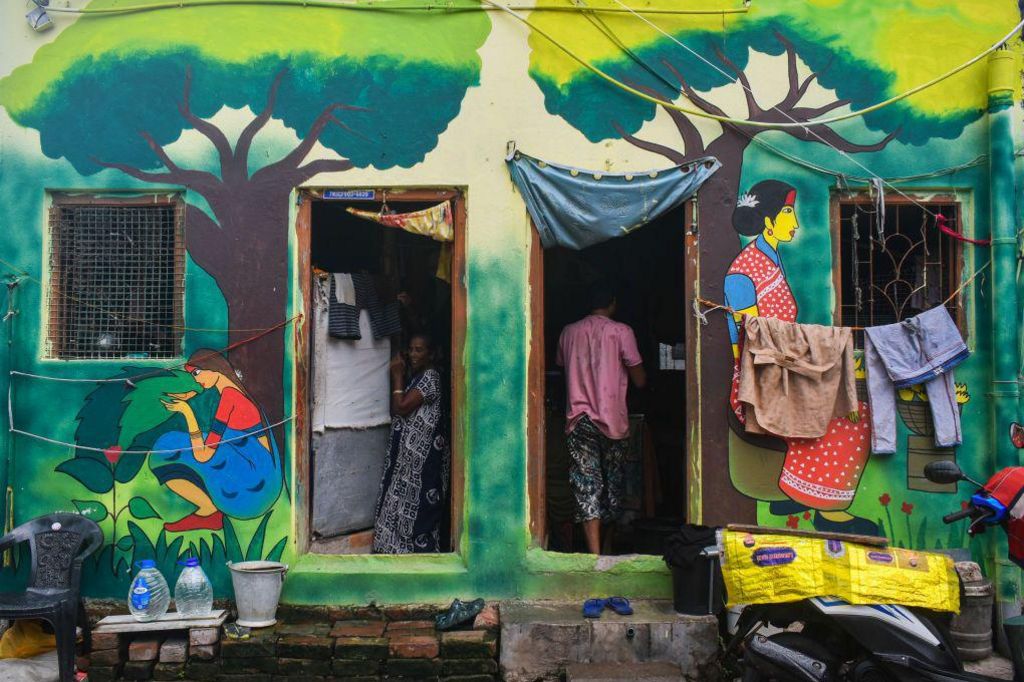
[556,315,642,440]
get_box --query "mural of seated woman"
[150,349,284,532]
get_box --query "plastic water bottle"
[128,560,170,622]
[174,557,213,617]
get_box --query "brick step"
[567,662,684,681]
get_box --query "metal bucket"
[227,561,288,628]
[950,561,994,661]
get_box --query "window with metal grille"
[46,197,185,359]
[835,197,962,346]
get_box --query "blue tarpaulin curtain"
[506,148,721,250]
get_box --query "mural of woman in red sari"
[725,180,876,535]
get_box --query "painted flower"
[879,493,892,506]
[901,502,914,515]
[786,515,799,529]
[103,445,122,465]
[803,511,812,521]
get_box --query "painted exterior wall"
[0,0,1022,604]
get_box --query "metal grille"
[47,201,185,359]
[837,200,961,346]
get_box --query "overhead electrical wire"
[480,0,1024,129]
[39,0,748,16]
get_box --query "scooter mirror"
[924,460,964,485]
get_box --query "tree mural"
[0,3,490,590]
[0,5,491,424]
[525,0,1015,524]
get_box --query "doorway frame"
[526,200,699,548]
[293,186,467,556]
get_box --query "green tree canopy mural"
[0,1,491,419]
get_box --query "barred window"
[46,196,185,359]
[836,197,962,346]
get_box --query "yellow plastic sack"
[0,620,56,659]
[719,530,960,612]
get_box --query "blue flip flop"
[606,596,633,616]
[583,598,607,619]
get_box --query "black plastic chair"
[0,513,102,682]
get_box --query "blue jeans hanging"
[864,306,969,454]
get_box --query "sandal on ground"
[606,596,633,615]
[435,598,485,631]
[583,598,607,619]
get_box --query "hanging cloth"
[506,147,721,250]
[347,200,454,243]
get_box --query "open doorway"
[541,204,689,554]
[304,190,460,554]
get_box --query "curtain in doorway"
[506,149,720,250]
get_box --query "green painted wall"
[0,0,1021,604]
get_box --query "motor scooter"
[726,459,1018,682]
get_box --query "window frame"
[45,192,186,361]
[830,191,965,336]
[293,186,467,557]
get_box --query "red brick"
[276,633,333,659]
[383,604,437,620]
[441,630,497,659]
[189,643,219,660]
[122,659,156,680]
[388,634,439,659]
[91,632,121,651]
[128,635,162,661]
[189,627,220,646]
[327,605,383,621]
[90,648,123,666]
[330,619,386,638]
[333,636,388,661]
[386,619,435,632]
[159,636,188,663]
[473,603,500,631]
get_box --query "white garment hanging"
[312,277,391,431]
[333,273,356,305]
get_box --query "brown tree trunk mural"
[615,33,897,523]
[95,67,357,424]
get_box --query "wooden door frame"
[526,201,698,547]
[293,187,467,555]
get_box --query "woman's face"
[407,338,431,372]
[766,204,799,242]
[190,368,220,390]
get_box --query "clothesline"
[10,314,302,385]
[8,415,295,455]
[694,259,991,328]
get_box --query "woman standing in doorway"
[373,334,450,553]
[724,180,875,534]
[152,349,284,532]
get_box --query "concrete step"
[567,662,684,681]
[500,600,718,682]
